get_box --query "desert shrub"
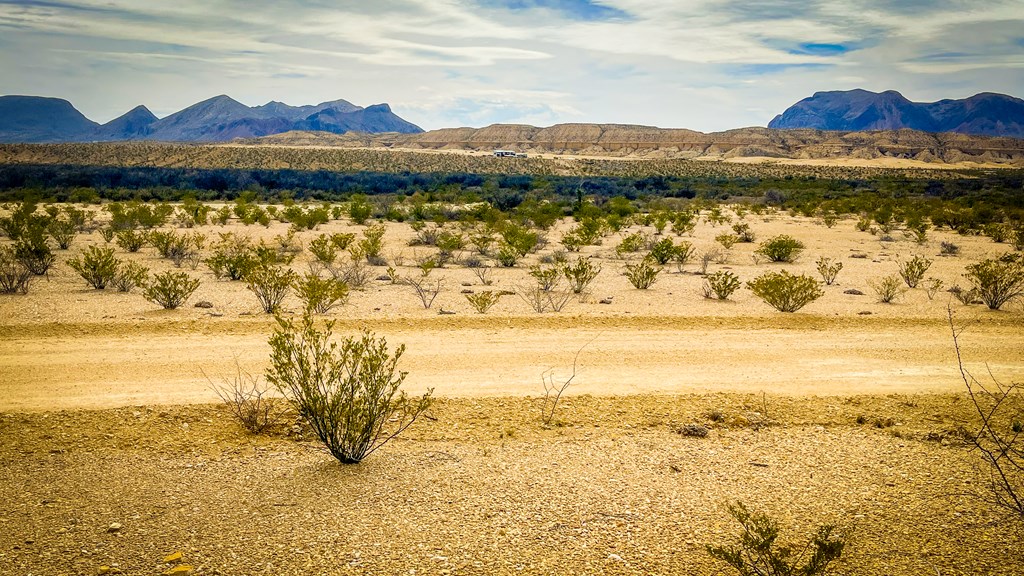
[624,260,660,289]
[697,249,721,275]
[672,210,697,235]
[702,271,740,300]
[405,276,444,309]
[648,237,682,265]
[98,226,115,243]
[815,256,843,285]
[358,224,387,264]
[924,277,944,300]
[715,233,739,250]
[348,195,373,224]
[111,261,148,293]
[496,243,521,267]
[48,218,76,250]
[209,362,284,434]
[472,266,493,286]
[949,284,980,305]
[115,229,148,253]
[266,314,433,464]
[529,264,561,291]
[67,245,119,289]
[706,501,846,576]
[1013,225,1024,251]
[518,284,573,313]
[964,253,1024,310]
[616,231,649,257]
[747,271,823,312]
[897,255,932,288]
[673,240,696,272]
[756,235,805,263]
[732,222,756,243]
[13,225,55,275]
[499,223,539,260]
[294,273,349,314]
[245,265,296,313]
[0,246,32,294]
[435,229,465,265]
[465,290,502,314]
[206,234,272,280]
[562,257,601,294]
[144,271,200,309]
[869,274,907,303]
[940,241,961,256]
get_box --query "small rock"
[461,282,472,287]
[677,423,709,438]
[857,311,872,315]
[194,301,213,309]
[438,309,456,315]
[98,567,111,575]
[608,553,624,562]
[162,565,193,575]
[460,289,473,294]
[844,289,865,295]
[599,297,613,304]
[106,523,122,533]
[163,551,183,563]
[375,275,391,281]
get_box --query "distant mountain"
[769,90,1024,138]
[0,95,422,143]
[0,96,99,142]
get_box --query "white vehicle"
[493,149,525,158]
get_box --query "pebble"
[106,523,122,533]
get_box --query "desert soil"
[2,207,1023,574]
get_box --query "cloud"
[0,0,1022,130]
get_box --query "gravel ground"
[2,394,1021,575]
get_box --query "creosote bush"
[245,265,297,314]
[897,255,932,288]
[266,314,433,464]
[209,362,284,434]
[869,274,908,303]
[624,260,660,289]
[465,290,502,314]
[562,256,601,294]
[706,501,847,576]
[756,235,805,263]
[702,270,740,300]
[964,253,1024,310]
[815,256,843,285]
[294,273,349,314]
[747,270,823,312]
[67,245,118,289]
[111,261,148,293]
[115,229,148,253]
[144,270,200,309]
[0,246,32,294]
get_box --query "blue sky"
[1,0,1022,131]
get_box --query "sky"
[1,0,1023,132]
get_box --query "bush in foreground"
[706,501,847,576]
[702,270,740,300]
[747,270,823,312]
[245,265,296,314]
[144,271,200,309]
[267,314,433,464]
[0,246,32,294]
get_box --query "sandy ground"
[2,206,1023,574]
[2,208,1022,411]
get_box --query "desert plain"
[2,182,1024,575]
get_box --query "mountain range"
[0,95,423,143]
[769,90,1024,138]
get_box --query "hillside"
[0,95,423,143]
[769,90,1024,138]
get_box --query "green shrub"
[747,271,823,312]
[245,265,297,313]
[144,271,200,309]
[715,233,739,250]
[111,261,148,293]
[266,314,433,464]
[706,501,846,576]
[14,229,55,275]
[897,255,932,288]
[815,257,843,285]
[358,224,387,264]
[67,246,119,289]
[964,253,1024,310]
[294,273,349,314]
[732,222,756,243]
[115,229,148,252]
[0,246,32,294]
[702,271,740,300]
[48,218,76,250]
[869,274,907,303]
[616,231,649,257]
[624,260,660,289]
[562,257,601,294]
[529,264,561,291]
[756,235,805,263]
[648,237,682,265]
[466,290,502,314]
